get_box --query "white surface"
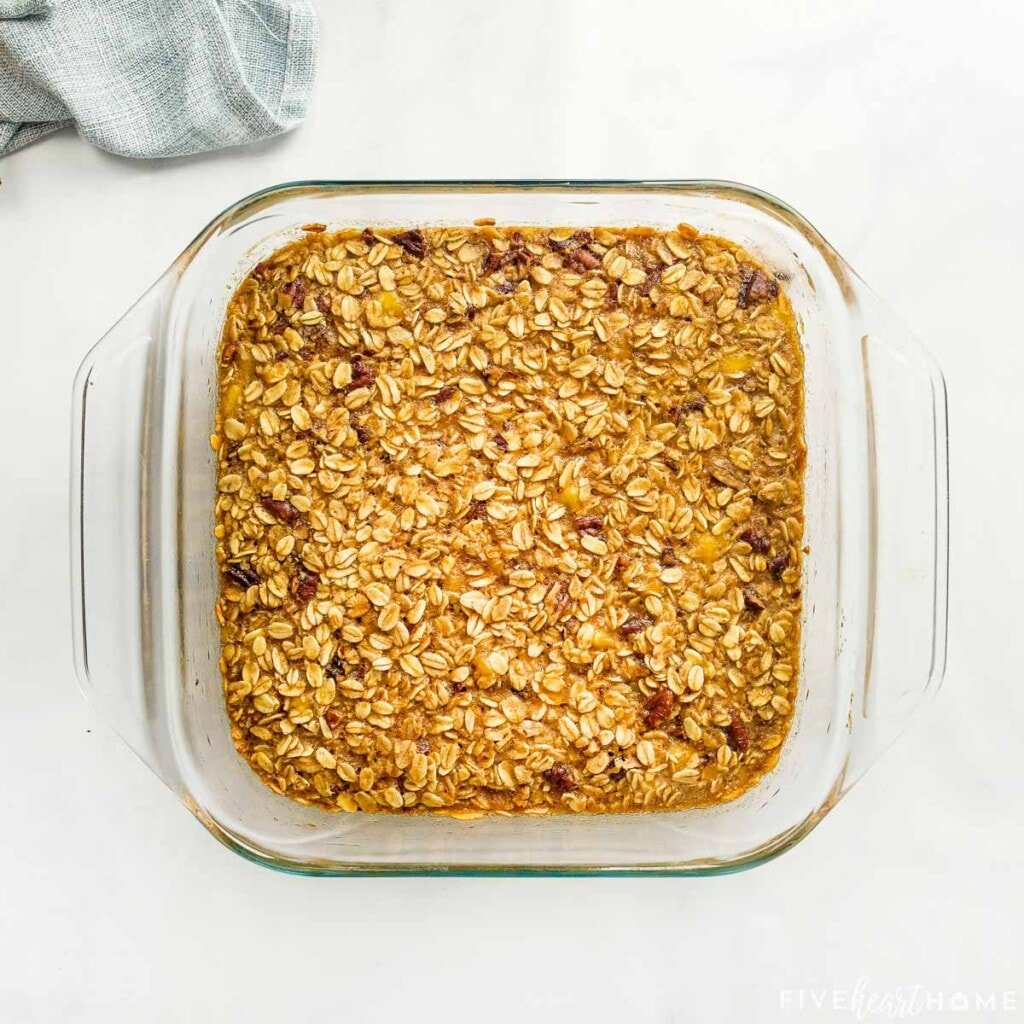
[2,1,1023,1021]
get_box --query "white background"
[2,1,1023,1021]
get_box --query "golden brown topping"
[213,223,805,816]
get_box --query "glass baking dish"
[70,180,948,875]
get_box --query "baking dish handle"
[70,281,176,786]
[846,286,950,783]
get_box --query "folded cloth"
[0,0,317,158]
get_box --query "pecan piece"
[281,277,306,309]
[325,707,344,730]
[259,496,300,525]
[415,737,431,754]
[643,688,674,729]
[347,357,375,393]
[569,248,601,271]
[619,615,651,637]
[493,433,508,451]
[739,523,770,554]
[737,266,778,308]
[727,717,751,752]
[482,250,507,275]
[660,545,677,567]
[637,267,661,297]
[467,499,488,520]
[670,396,706,422]
[743,586,765,613]
[575,514,603,534]
[250,261,272,281]
[225,564,260,590]
[301,222,327,233]
[293,568,319,604]
[393,229,427,259]
[494,280,516,294]
[769,552,790,578]
[542,764,577,794]
[507,239,535,266]
[434,385,456,404]
[315,293,332,317]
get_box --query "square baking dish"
[71,180,948,874]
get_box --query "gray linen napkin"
[0,0,317,158]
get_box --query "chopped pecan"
[569,248,601,271]
[281,277,306,309]
[670,396,706,423]
[743,586,765,613]
[220,342,237,365]
[325,708,344,729]
[493,433,508,451]
[575,514,603,534]
[660,545,677,567]
[415,737,431,754]
[315,293,332,317]
[638,267,661,297]
[353,422,370,445]
[619,615,651,637]
[542,764,577,794]
[434,385,456,405]
[393,229,427,259]
[739,523,770,554]
[293,568,319,604]
[251,261,272,281]
[727,717,751,752]
[225,564,260,590]
[482,250,506,275]
[259,496,300,525]
[769,552,790,578]
[302,222,327,233]
[495,280,516,294]
[643,688,674,729]
[737,266,778,308]
[347,357,375,393]
[467,499,488,520]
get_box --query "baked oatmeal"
[212,222,805,816]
